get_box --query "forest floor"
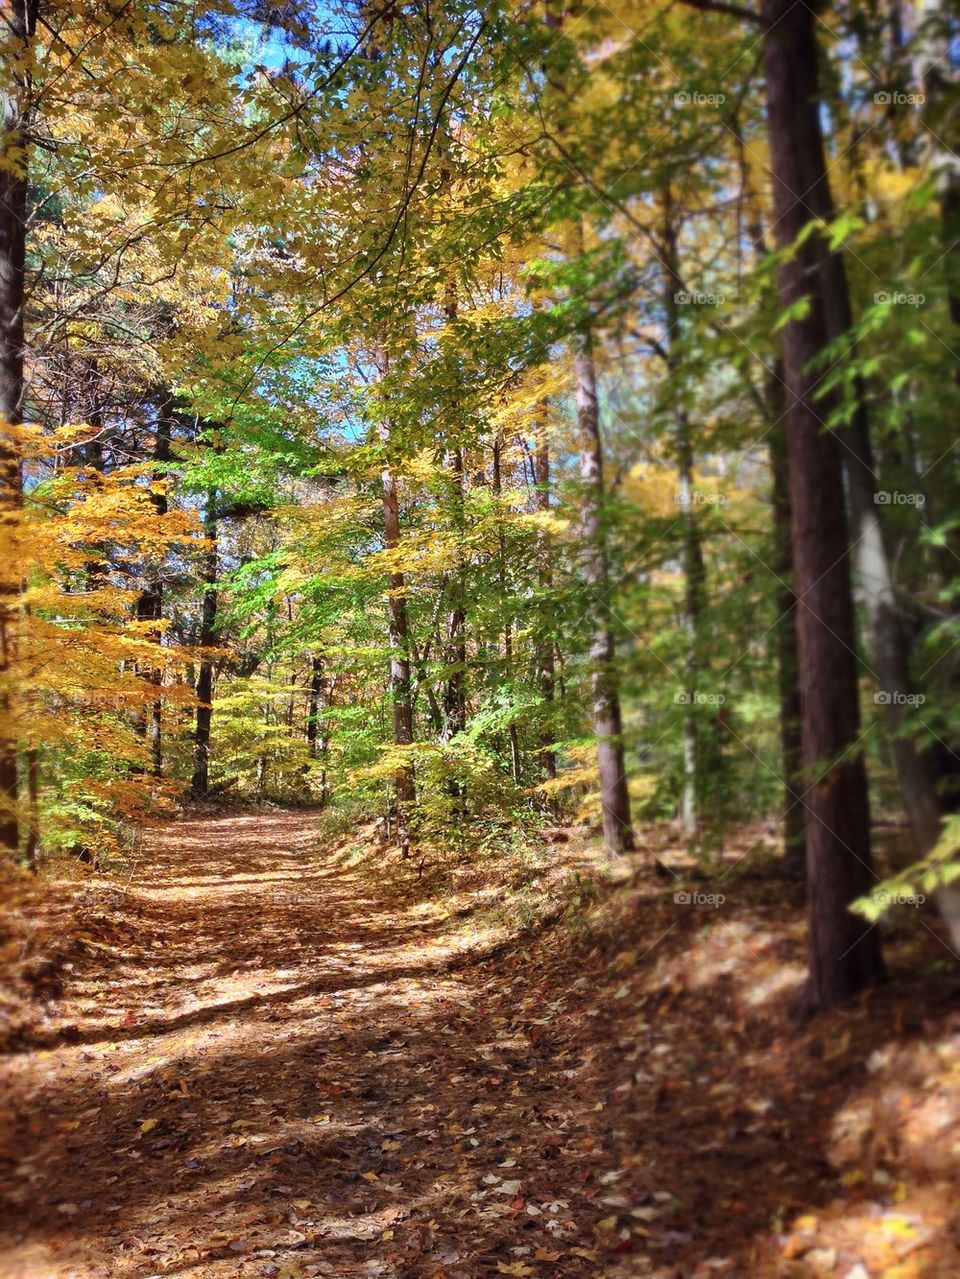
[1,811,959,1279]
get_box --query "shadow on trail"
[2,810,957,1278]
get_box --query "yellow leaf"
[882,1217,917,1240]
[139,1118,159,1133]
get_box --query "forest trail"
[2,812,960,1279]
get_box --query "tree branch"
[676,0,766,27]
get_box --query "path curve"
[0,812,636,1278]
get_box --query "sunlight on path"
[3,813,959,1279]
[0,813,567,1278]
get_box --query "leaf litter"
[1,811,958,1278]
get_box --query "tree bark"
[191,495,218,797]
[492,434,521,785]
[375,348,415,855]
[770,422,806,880]
[762,0,960,944]
[306,654,329,806]
[533,401,558,790]
[0,0,35,854]
[442,280,467,749]
[24,745,38,871]
[661,195,706,845]
[762,0,885,1007]
[135,400,172,776]
[443,444,467,743]
[572,275,634,855]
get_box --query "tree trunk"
[762,0,885,1008]
[442,278,467,749]
[306,654,329,806]
[191,495,218,797]
[676,437,704,845]
[443,444,467,743]
[306,655,323,755]
[24,745,38,871]
[533,401,558,791]
[492,435,521,785]
[661,197,706,846]
[135,400,172,776]
[572,272,634,854]
[0,0,33,855]
[764,0,960,943]
[770,423,806,880]
[375,348,415,855]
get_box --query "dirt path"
[4,810,620,1279]
[2,812,959,1279]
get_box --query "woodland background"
[1,0,959,1015]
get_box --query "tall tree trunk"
[81,360,108,587]
[676,435,705,845]
[533,401,558,792]
[492,434,521,785]
[442,279,467,748]
[24,745,38,871]
[0,0,34,854]
[306,654,329,806]
[762,0,885,1008]
[135,400,172,776]
[191,495,218,797]
[306,655,323,755]
[572,241,634,854]
[770,422,806,880]
[661,195,706,845]
[763,0,960,942]
[443,444,467,742]
[375,348,415,855]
